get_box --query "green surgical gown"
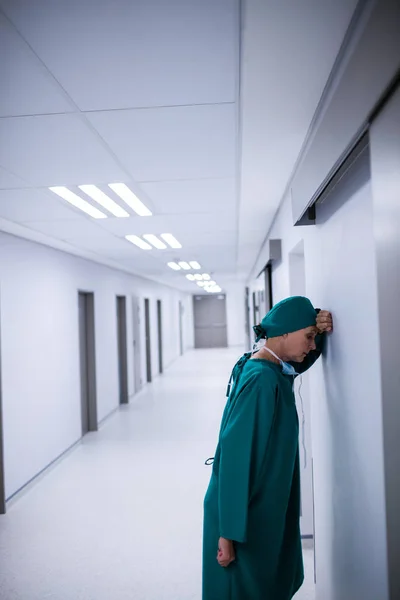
[202,339,323,600]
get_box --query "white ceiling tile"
[66,234,139,255]
[237,244,261,269]
[87,104,236,181]
[189,246,237,269]
[238,209,276,235]
[0,189,81,221]
[0,114,128,187]
[96,212,237,237]
[95,216,157,237]
[141,178,236,214]
[238,228,268,247]
[23,219,107,240]
[116,250,174,274]
[0,0,358,287]
[0,13,73,117]
[0,166,29,189]
[182,231,237,248]
[0,0,237,111]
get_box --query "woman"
[202,296,333,600]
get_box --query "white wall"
[370,86,400,599]
[248,272,266,325]
[249,149,388,600]
[224,281,246,348]
[0,233,193,499]
[288,244,315,538]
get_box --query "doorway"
[157,300,163,374]
[144,298,152,383]
[193,294,228,349]
[116,296,128,404]
[132,296,142,394]
[78,292,98,435]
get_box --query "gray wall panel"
[370,84,400,600]
[292,0,400,224]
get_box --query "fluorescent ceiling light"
[194,274,203,281]
[186,274,195,281]
[202,273,211,281]
[125,235,152,250]
[178,261,190,270]
[49,186,107,219]
[168,262,181,271]
[108,183,152,216]
[79,185,129,218]
[143,234,167,249]
[160,233,182,249]
[197,281,206,287]
[189,261,201,270]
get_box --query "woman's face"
[282,326,318,362]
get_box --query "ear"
[282,333,288,339]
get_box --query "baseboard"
[5,436,82,508]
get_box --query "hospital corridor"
[0,1,399,599]
[0,349,316,600]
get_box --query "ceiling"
[0,0,358,292]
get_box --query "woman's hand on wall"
[316,310,333,334]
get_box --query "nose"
[310,340,316,351]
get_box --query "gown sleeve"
[289,332,325,375]
[218,374,277,543]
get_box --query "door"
[116,296,128,404]
[264,264,273,312]
[132,296,142,394]
[144,298,152,383]
[78,292,98,435]
[157,300,163,374]
[193,295,228,349]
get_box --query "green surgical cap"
[253,296,317,340]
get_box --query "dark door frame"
[117,296,129,404]
[144,298,152,383]
[78,292,98,433]
[132,296,142,394]
[157,299,163,374]
[245,286,251,350]
[252,291,258,326]
[264,263,273,312]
